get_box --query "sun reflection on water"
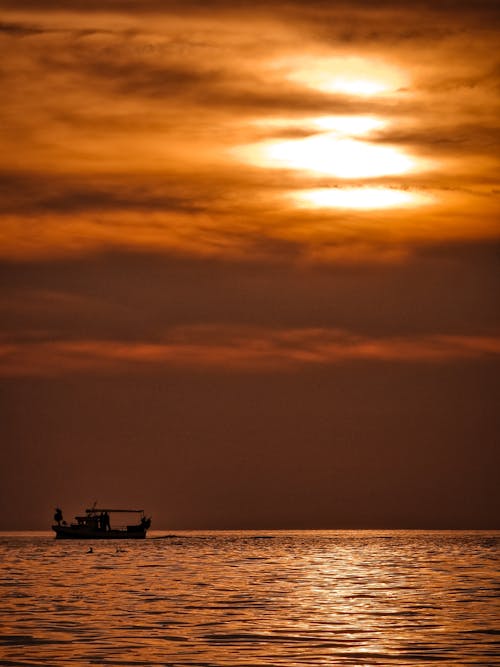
[0,532,498,665]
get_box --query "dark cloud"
[0,172,205,215]
[1,0,499,14]
[16,37,386,117]
[373,124,500,159]
[0,243,498,348]
[0,20,50,36]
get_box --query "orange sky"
[0,1,499,528]
[1,2,499,260]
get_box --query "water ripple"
[0,531,498,666]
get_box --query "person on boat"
[103,511,111,531]
[99,512,106,531]
[54,508,63,525]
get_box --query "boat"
[52,505,151,539]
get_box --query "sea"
[0,530,498,666]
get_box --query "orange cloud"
[1,327,499,376]
[0,3,498,264]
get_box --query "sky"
[0,0,499,530]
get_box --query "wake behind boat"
[52,505,151,539]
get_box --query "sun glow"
[311,116,386,135]
[293,188,433,210]
[281,56,407,96]
[234,63,426,200]
[242,135,414,178]
[252,115,386,136]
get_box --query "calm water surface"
[0,531,498,666]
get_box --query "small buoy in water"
[87,547,93,554]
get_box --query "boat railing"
[85,509,147,529]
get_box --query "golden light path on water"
[234,58,432,211]
[1,532,499,666]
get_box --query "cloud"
[0,2,498,266]
[0,238,498,360]
[1,325,499,376]
[0,172,205,215]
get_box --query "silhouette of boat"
[52,505,151,539]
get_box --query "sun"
[232,56,428,208]
[236,112,419,180]
[263,136,413,179]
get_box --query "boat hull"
[52,525,147,539]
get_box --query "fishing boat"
[52,505,151,539]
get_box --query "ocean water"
[0,531,498,666]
